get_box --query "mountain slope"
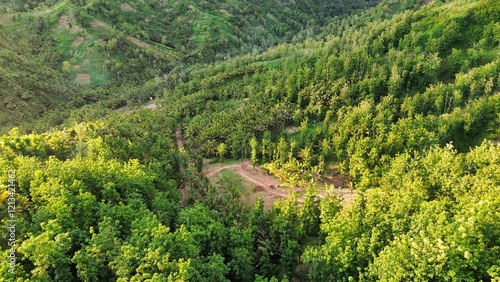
[0,0,499,281]
[0,0,383,134]
[159,0,500,185]
[67,0,381,61]
[0,19,68,131]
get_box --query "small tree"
[217,143,226,163]
[62,61,71,73]
[196,156,203,173]
[250,137,258,167]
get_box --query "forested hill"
[0,24,68,130]
[0,0,380,133]
[0,0,500,281]
[165,0,500,188]
[5,0,381,63]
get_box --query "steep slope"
[160,0,500,186]
[67,0,381,62]
[0,0,383,134]
[0,20,68,132]
[0,0,499,281]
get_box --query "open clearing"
[116,104,355,209]
[58,14,70,28]
[126,36,177,59]
[126,36,150,48]
[204,160,356,209]
[144,101,158,110]
[75,73,91,84]
[90,20,107,29]
[71,36,85,47]
[121,2,136,12]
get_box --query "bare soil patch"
[220,9,232,16]
[144,102,157,110]
[178,186,189,206]
[286,126,300,134]
[58,14,70,29]
[83,59,90,65]
[323,173,348,189]
[175,130,184,149]
[121,2,136,12]
[70,24,80,32]
[72,65,81,71]
[243,190,278,211]
[75,73,91,84]
[126,36,149,48]
[90,20,107,29]
[204,160,357,209]
[253,185,266,193]
[71,36,84,48]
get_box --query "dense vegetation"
[166,0,500,189]
[70,0,380,62]
[0,18,68,131]
[0,0,380,132]
[1,0,500,280]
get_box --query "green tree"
[62,61,71,73]
[250,136,259,166]
[217,143,227,163]
[18,220,72,281]
[299,185,321,237]
[72,217,121,282]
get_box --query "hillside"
[3,0,382,65]
[164,0,500,187]
[0,0,381,133]
[51,0,381,62]
[0,0,500,281]
[0,14,70,130]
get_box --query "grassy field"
[219,169,254,197]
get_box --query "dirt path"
[126,36,177,59]
[174,129,355,208]
[205,160,299,207]
[144,102,157,110]
[175,130,184,149]
[204,160,357,208]
[126,36,150,48]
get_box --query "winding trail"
[176,129,355,207]
[175,130,184,149]
[204,160,358,206]
[205,160,297,202]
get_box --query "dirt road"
[175,130,184,149]
[205,160,294,201]
[204,160,357,208]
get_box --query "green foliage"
[304,142,500,281]
[0,26,67,133]
[1,0,500,280]
[72,0,380,63]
